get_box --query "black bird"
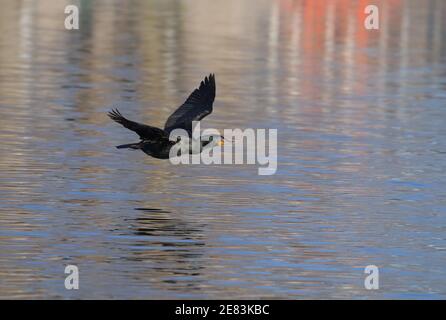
[108,74,223,159]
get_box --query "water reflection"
[0,0,446,299]
[121,208,206,294]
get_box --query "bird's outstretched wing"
[164,74,216,135]
[108,109,167,140]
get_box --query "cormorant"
[108,74,223,159]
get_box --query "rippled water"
[1,0,446,299]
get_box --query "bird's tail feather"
[116,142,141,149]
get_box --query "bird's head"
[201,134,225,148]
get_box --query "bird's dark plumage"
[108,74,220,160]
[108,109,167,141]
[164,73,216,135]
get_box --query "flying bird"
[108,74,223,159]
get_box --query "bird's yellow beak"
[218,139,224,146]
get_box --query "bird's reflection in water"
[123,207,207,292]
[134,207,171,214]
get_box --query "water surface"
[0,0,446,299]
